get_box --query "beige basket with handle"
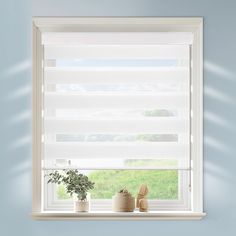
[112,190,135,212]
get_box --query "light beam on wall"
[3,59,31,77]
[6,85,31,100]
[204,110,230,128]
[205,86,232,103]
[205,135,229,154]
[204,60,234,80]
[9,135,31,149]
[9,110,31,124]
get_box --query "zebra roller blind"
[42,32,193,171]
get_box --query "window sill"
[31,211,206,220]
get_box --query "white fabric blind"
[42,32,191,170]
[44,45,189,60]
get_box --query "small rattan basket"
[112,192,135,212]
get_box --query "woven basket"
[112,192,135,212]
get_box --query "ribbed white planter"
[74,201,89,212]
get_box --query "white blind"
[42,32,192,170]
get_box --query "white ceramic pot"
[74,201,89,212]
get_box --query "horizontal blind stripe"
[42,32,194,45]
[44,93,189,109]
[44,118,189,134]
[44,68,189,84]
[43,167,191,171]
[44,45,189,60]
[44,142,189,159]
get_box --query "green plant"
[118,188,129,194]
[118,188,133,197]
[47,169,95,201]
[87,170,178,199]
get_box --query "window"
[32,17,204,220]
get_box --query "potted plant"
[112,188,135,212]
[47,169,95,212]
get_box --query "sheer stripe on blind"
[42,33,191,170]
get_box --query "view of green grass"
[57,170,178,200]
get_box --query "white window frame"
[32,17,204,220]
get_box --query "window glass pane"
[55,83,184,93]
[56,59,180,67]
[56,134,178,142]
[56,170,178,200]
[45,159,179,169]
[42,35,192,211]
[54,108,178,119]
